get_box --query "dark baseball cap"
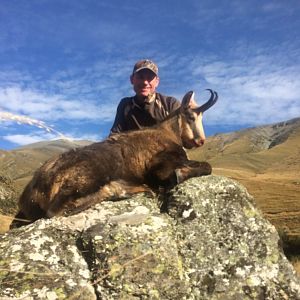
[132,59,158,76]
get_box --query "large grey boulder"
[0,176,299,299]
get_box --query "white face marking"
[194,112,205,140]
[181,110,205,148]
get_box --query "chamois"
[11,89,218,227]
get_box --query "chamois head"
[180,89,218,149]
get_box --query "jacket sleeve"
[110,99,128,134]
[169,97,181,111]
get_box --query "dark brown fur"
[11,91,217,227]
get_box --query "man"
[110,59,181,134]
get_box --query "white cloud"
[0,86,117,123]
[2,130,102,147]
[186,49,300,126]
[1,47,299,138]
[2,133,57,146]
[67,133,101,142]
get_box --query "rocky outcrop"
[1,176,299,299]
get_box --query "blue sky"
[0,0,300,150]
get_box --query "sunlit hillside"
[0,139,92,193]
[189,117,300,236]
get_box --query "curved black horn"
[197,89,218,113]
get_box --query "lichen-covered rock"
[166,176,300,299]
[0,221,96,299]
[79,197,188,299]
[0,176,299,299]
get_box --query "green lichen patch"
[0,222,96,299]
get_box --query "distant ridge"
[189,116,300,171]
[17,139,93,150]
[0,139,93,194]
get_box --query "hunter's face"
[130,69,159,98]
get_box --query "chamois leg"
[146,151,212,189]
[175,160,212,184]
[10,204,47,229]
[46,180,154,217]
[10,210,41,229]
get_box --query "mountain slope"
[0,139,92,192]
[189,117,300,235]
[190,117,300,172]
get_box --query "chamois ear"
[181,91,196,108]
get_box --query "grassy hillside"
[0,139,92,193]
[0,139,92,232]
[189,117,300,236]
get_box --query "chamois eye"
[187,115,195,122]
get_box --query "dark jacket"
[110,93,180,134]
